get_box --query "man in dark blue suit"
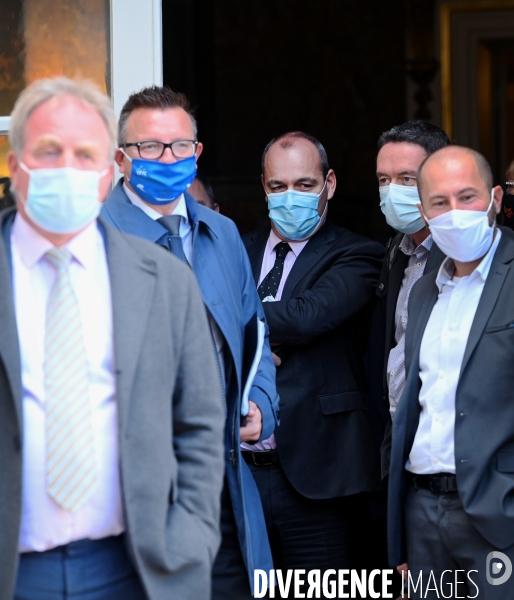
[389,145,514,598]
[243,132,384,597]
[100,86,279,600]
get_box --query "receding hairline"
[417,145,493,200]
[8,76,116,158]
[263,134,326,177]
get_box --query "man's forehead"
[24,95,108,143]
[264,139,323,178]
[126,107,194,133]
[376,141,427,169]
[423,153,484,190]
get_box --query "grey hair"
[9,76,116,158]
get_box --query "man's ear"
[492,185,503,214]
[326,169,336,200]
[261,174,268,203]
[195,142,204,162]
[7,151,20,188]
[115,149,126,173]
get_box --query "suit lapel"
[245,229,269,285]
[103,222,157,436]
[281,222,336,300]
[424,241,445,275]
[0,210,23,434]
[405,278,439,376]
[459,234,512,378]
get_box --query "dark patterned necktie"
[258,242,291,301]
[157,215,186,263]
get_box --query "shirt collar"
[12,212,100,271]
[435,228,502,291]
[123,181,188,223]
[267,228,309,258]
[399,232,433,257]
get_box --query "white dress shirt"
[407,229,502,475]
[124,182,225,383]
[12,214,124,553]
[241,228,308,452]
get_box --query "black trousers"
[211,480,252,600]
[247,457,363,599]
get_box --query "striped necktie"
[44,248,97,512]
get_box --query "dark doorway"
[163,0,407,238]
[478,38,514,184]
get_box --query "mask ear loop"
[301,182,330,241]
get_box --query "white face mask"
[424,190,496,263]
[379,183,425,234]
[17,162,108,234]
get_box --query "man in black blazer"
[373,122,449,483]
[389,145,514,598]
[242,131,383,595]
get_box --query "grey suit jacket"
[0,209,225,600]
[388,227,514,566]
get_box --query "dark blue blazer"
[388,228,514,566]
[101,181,280,589]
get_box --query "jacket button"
[378,283,385,292]
[13,435,21,452]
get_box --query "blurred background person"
[0,177,16,210]
[189,169,220,212]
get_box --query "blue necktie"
[158,215,186,263]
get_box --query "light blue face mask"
[267,181,327,241]
[379,183,425,234]
[18,162,108,234]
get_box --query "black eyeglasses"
[120,140,198,160]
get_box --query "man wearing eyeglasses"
[100,86,279,600]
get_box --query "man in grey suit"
[0,77,224,600]
[388,145,514,598]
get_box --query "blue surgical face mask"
[379,183,425,234]
[267,180,328,241]
[123,151,197,205]
[18,162,108,234]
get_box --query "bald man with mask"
[388,146,514,599]
[243,131,383,596]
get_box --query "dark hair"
[118,86,197,145]
[377,120,450,156]
[195,170,215,205]
[261,131,330,178]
